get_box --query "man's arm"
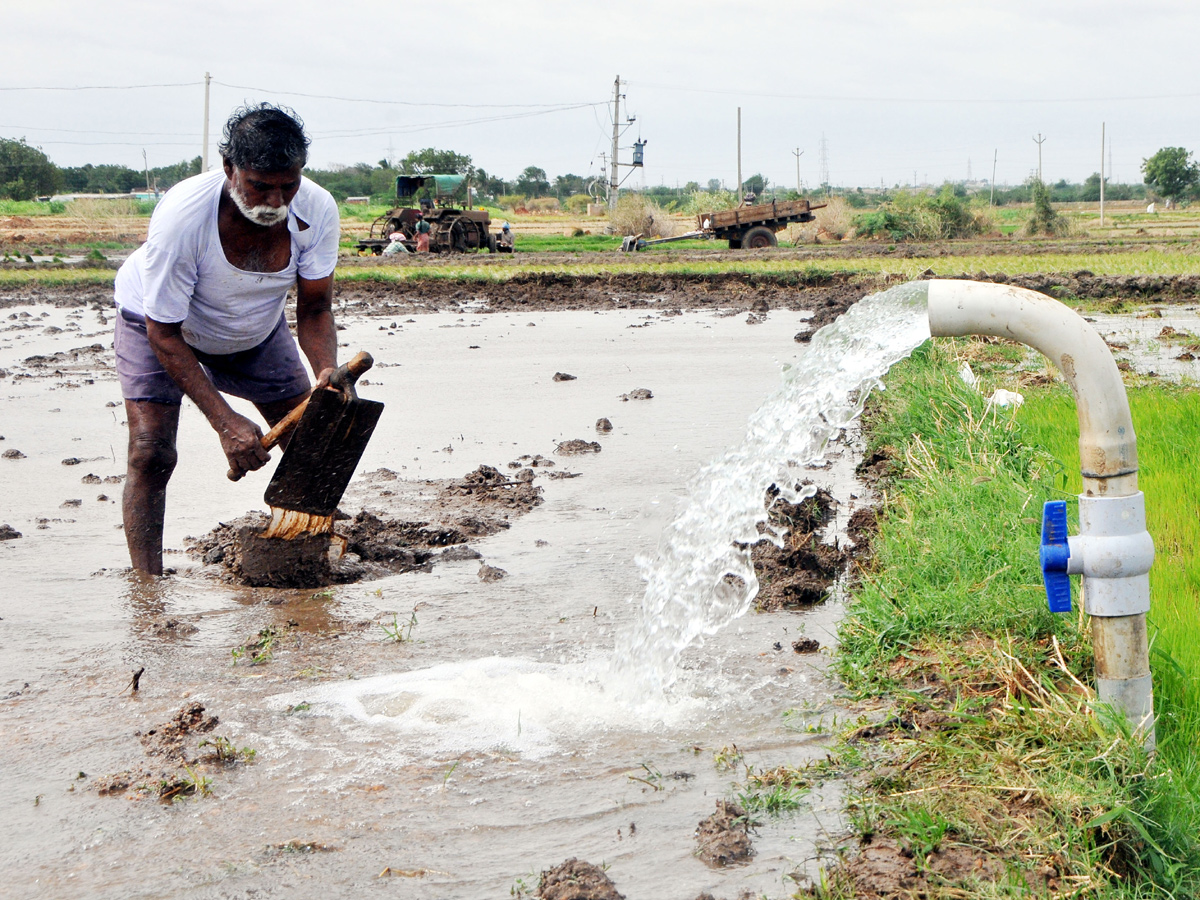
[145,318,270,477]
[296,274,337,388]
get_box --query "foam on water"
[611,281,932,691]
[271,656,707,759]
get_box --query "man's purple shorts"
[114,307,311,406]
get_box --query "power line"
[213,80,604,110]
[0,81,200,92]
[0,124,197,137]
[628,78,1200,105]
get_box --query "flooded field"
[0,296,871,899]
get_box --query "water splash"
[610,281,933,692]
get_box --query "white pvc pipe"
[925,279,1154,746]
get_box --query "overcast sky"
[4,1,1199,190]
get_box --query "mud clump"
[2,448,25,459]
[538,858,625,900]
[695,799,755,866]
[553,371,577,381]
[751,485,847,612]
[140,702,219,760]
[793,637,820,653]
[619,388,653,401]
[187,465,543,588]
[555,439,601,455]
[800,836,1015,898]
[478,564,507,582]
[595,417,613,433]
[95,702,245,802]
[846,507,879,547]
[0,524,21,540]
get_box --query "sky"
[4,1,1200,191]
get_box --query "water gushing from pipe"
[610,282,933,691]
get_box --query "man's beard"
[230,184,289,227]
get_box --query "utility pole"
[142,149,153,194]
[609,76,621,210]
[737,107,742,202]
[201,71,211,173]
[793,147,804,194]
[990,149,997,206]
[818,134,829,192]
[1033,132,1046,182]
[1100,122,1106,227]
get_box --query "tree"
[0,138,60,199]
[706,178,722,193]
[553,173,588,197]
[399,148,473,176]
[515,166,550,197]
[1142,147,1199,203]
[1079,172,1103,203]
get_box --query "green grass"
[822,341,1200,896]
[0,199,65,216]
[1019,385,1200,744]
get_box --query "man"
[113,104,340,575]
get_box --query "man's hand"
[313,366,337,391]
[218,412,270,478]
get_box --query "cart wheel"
[742,226,777,249]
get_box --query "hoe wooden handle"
[227,351,374,482]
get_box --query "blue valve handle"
[1039,500,1072,613]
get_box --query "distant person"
[112,103,340,575]
[415,213,431,252]
[383,230,409,255]
[742,191,757,206]
[498,221,514,252]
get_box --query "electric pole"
[990,149,997,206]
[819,134,830,192]
[201,72,211,173]
[1100,122,1106,226]
[1033,132,1046,182]
[609,76,621,210]
[737,107,742,202]
[793,148,804,193]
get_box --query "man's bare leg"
[123,400,180,575]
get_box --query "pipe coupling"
[1066,493,1154,617]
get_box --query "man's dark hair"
[219,103,310,172]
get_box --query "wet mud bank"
[186,464,543,588]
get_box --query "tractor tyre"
[742,226,777,249]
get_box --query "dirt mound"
[140,702,218,760]
[555,439,601,455]
[538,858,624,900]
[751,485,847,612]
[801,835,1025,898]
[186,465,543,588]
[695,799,755,866]
[0,524,20,540]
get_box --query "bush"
[608,194,678,237]
[525,197,560,213]
[563,193,592,214]
[1024,179,1069,237]
[679,190,737,217]
[496,194,526,211]
[853,186,993,241]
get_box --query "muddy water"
[0,300,865,899]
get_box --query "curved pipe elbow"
[925,279,1137,492]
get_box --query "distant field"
[3,248,1200,287]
